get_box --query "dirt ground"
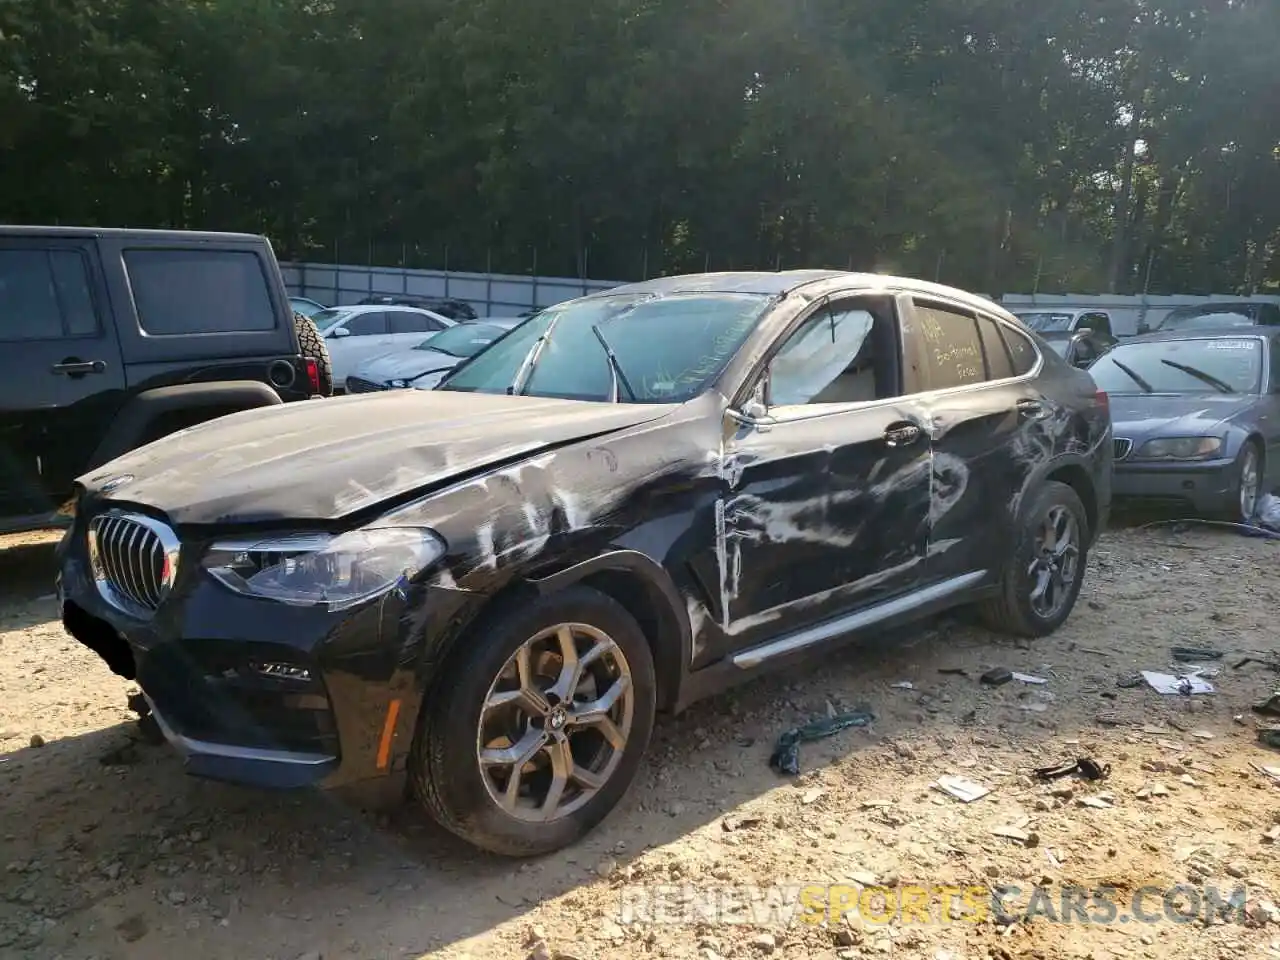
[3,522,1280,960]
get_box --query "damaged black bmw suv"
[58,271,1111,856]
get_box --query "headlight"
[1137,436,1223,460]
[203,527,445,610]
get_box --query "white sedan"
[312,305,456,390]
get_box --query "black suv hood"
[79,391,673,526]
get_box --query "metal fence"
[281,261,1280,334]
[281,261,624,317]
[1002,292,1280,337]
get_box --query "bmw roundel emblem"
[99,475,134,495]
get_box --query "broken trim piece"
[730,570,986,669]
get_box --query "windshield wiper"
[1110,358,1154,393]
[507,314,562,395]
[1159,358,1235,394]
[591,324,637,403]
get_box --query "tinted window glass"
[343,312,388,336]
[313,308,352,330]
[769,304,877,405]
[440,293,769,403]
[125,249,275,335]
[0,249,97,341]
[977,316,1014,379]
[1091,337,1262,395]
[1015,311,1076,333]
[389,312,440,334]
[909,303,984,390]
[415,323,506,357]
[1002,325,1038,375]
[1161,310,1254,331]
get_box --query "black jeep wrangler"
[0,226,333,533]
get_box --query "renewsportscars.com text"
[617,883,1250,927]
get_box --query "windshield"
[312,308,353,330]
[1158,309,1255,331]
[414,323,508,357]
[1015,312,1076,332]
[438,292,770,402]
[1090,337,1263,395]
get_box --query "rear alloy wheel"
[412,586,655,856]
[979,481,1089,637]
[1027,505,1081,622]
[1226,441,1262,523]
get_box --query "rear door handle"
[883,421,923,447]
[51,359,107,377]
[1016,399,1049,420]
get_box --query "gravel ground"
[3,523,1280,960]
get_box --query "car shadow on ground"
[2,523,1272,959]
[1,605,1092,959]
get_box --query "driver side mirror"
[331,327,351,339]
[730,378,772,426]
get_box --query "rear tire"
[410,586,656,857]
[293,312,333,396]
[979,481,1089,638]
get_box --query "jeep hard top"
[0,225,333,533]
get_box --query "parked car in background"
[346,318,524,393]
[314,305,456,389]
[289,296,328,318]
[1040,329,1117,368]
[1092,326,1280,521]
[1146,301,1280,334]
[59,270,1110,858]
[358,294,479,322]
[0,226,331,534]
[1013,308,1113,338]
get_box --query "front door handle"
[52,358,107,377]
[1016,399,1049,421]
[883,421,923,447]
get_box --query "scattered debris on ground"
[3,524,1280,959]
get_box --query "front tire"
[411,586,656,857]
[1222,439,1263,523]
[979,481,1089,638]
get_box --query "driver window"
[767,298,900,407]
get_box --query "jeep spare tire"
[293,311,333,397]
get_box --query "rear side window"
[125,249,275,335]
[0,249,97,341]
[344,312,389,336]
[1002,325,1039,375]
[908,302,985,390]
[976,316,1014,380]
[388,312,442,334]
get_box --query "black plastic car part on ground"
[1093,326,1280,521]
[0,226,333,534]
[358,294,479,321]
[58,270,1112,857]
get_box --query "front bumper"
[56,515,472,793]
[1112,456,1235,512]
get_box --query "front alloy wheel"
[412,585,656,856]
[478,623,634,822]
[1237,443,1262,521]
